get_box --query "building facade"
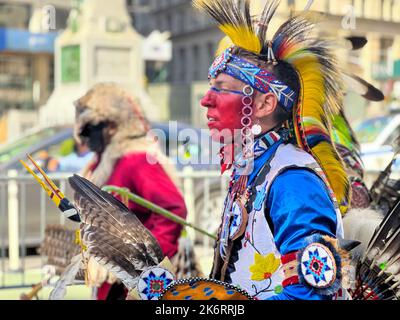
[1,0,399,142]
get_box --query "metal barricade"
[0,169,227,289]
[0,172,74,289]
[178,167,229,246]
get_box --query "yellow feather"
[220,24,261,54]
[192,0,209,8]
[313,143,350,215]
[193,0,262,54]
[216,36,233,57]
[291,53,350,214]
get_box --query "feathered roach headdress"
[193,0,350,212]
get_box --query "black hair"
[270,60,300,124]
[232,47,300,125]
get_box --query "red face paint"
[201,76,246,143]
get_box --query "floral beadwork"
[249,253,280,281]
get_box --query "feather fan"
[49,254,83,300]
[68,174,164,290]
[349,199,400,300]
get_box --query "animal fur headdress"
[74,82,150,145]
[193,0,350,212]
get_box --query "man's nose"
[200,90,214,108]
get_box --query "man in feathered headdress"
[195,0,351,300]
[74,83,187,299]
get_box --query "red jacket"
[95,152,187,300]
[103,152,187,257]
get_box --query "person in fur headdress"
[74,82,187,299]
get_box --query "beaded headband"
[208,48,297,112]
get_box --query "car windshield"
[0,127,59,164]
[355,117,390,144]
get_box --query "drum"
[159,278,252,300]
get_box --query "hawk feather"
[68,175,164,290]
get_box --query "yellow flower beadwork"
[249,253,280,281]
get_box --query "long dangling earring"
[241,85,254,159]
[251,120,262,136]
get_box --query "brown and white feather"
[69,174,164,290]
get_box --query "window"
[192,45,200,80]
[166,13,172,31]
[379,38,394,63]
[0,55,33,112]
[179,9,185,33]
[207,42,216,65]
[173,11,182,33]
[178,48,187,82]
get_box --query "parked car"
[356,114,400,172]
[0,123,223,248]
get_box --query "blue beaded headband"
[208,48,297,112]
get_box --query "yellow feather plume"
[219,24,261,54]
[291,53,350,214]
[312,143,350,215]
[193,0,262,54]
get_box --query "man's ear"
[253,92,278,118]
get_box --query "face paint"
[201,74,248,143]
[79,122,108,154]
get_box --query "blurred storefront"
[0,28,58,109]
[0,0,70,144]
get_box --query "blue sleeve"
[265,169,338,300]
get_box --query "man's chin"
[208,129,236,145]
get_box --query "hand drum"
[159,278,252,300]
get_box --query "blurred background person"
[74,82,187,300]
[56,141,93,173]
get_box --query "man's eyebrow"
[214,80,226,86]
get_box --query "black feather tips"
[345,36,368,51]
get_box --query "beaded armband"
[281,235,351,296]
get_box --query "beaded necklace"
[219,130,283,262]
